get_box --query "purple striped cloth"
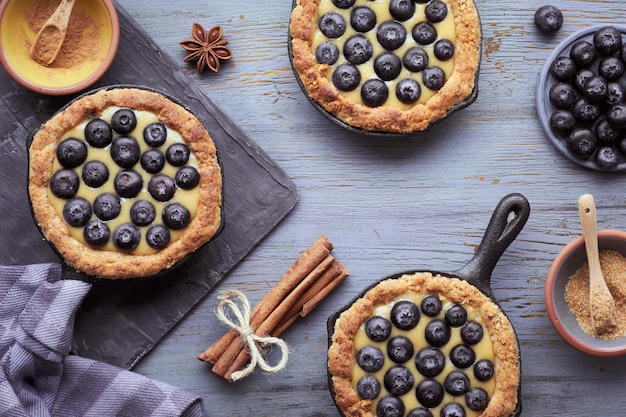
[0,263,207,417]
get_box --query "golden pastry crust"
[28,87,222,279]
[328,272,519,417]
[290,0,482,133]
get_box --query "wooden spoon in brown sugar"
[29,0,76,66]
[578,194,617,336]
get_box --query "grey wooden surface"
[111,0,626,415]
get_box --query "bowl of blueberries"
[537,25,626,171]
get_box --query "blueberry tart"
[328,272,519,417]
[290,0,481,133]
[28,87,223,279]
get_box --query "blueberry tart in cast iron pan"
[289,0,482,135]
[328,193,528,417]
[28,85,223,280]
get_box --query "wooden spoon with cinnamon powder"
[30,0,76,66]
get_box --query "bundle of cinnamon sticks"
[198,235,349,380]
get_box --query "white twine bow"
[216,290,290,381]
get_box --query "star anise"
[180,23,232,74]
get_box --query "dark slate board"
[0,4,298,369]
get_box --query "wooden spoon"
[578,193,617,336]
[29,0,76,66]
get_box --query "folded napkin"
[0,263,207,417]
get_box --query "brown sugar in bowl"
[545,229,626,357]
[0,0,119,96]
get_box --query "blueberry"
[50,168,79,199]
[355,345,385,372]
[412,22,437,45]
[396,79,421,104]
[569,40,596,68]
[582,75,608,103]
[550,110,575,134]
[318,12,346,38]
[460,321,483,345]
[424,319,451,347]
[599,57,625,81]
[445,304,468,327]
[365,316,392,342]
[450,344,476,368]
[344,34,374,65]
[415,347,445,377]
[146,225,171,249]
[63,197,92,227]
[377,21,407,50]
[574,69,595,92]
[130,200,156,226]
[84,118,112,148]
[572,97,600,124]
[376,395,405,417]
[567,127,597,157]
[148,174,176,202]
[407,408,433,417]
[93,193,121,221]
[473,359,495,381]
[162,203,191,230]
[596,146,620,170]
[175,166,200,190]
[422,66,446,90]
[403,47,429,72]
[56,138,87,168]
[384,365,414,396]
[350,6,376,33]
[534,5,563,34]
[82,161,109,188]
[356,375,380,400]
[425,0,448,23]
[331,0,355,8]
[166,143,191,166]
[114,169,143,198]
[606,82,626,105]
[594,26,622,56]
[390,300,420,330]
[548,82,576,109]
[315,42,340,65]
[361,79,388,107]
[141,149,166,174]
[83,220,110,246]
[444,370,470,396]
[441,402,467,417]
[143,122,167,147]
[110,108,137,134]
[416,379,444,408]
[420,295,442,317]
[374,52,402,81]
[387,336,414,363]
[332,64,361,91]
[111,136,141,168]
[465,387,489,411]
[596,118,622,144]
[608,103,626,128]
[112,223,141,251]
[549,56,576,82]
[389,0,415,21]
[434,39,454,61]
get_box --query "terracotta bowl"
[0,0,119,95]
[545,229,626,356]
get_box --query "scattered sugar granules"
[564,249,626,340]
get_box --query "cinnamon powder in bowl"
[0,0,119,95]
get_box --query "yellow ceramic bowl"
[0,0,119,95]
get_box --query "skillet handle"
[453,193,530,299]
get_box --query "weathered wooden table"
[17,0,626,415]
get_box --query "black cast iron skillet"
[327,193,530,417]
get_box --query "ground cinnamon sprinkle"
[24,0,104,68]
[565,249,626,340]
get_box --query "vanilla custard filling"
[312,0,456,109]
[352,291,495,417]
[47,107,200,255]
